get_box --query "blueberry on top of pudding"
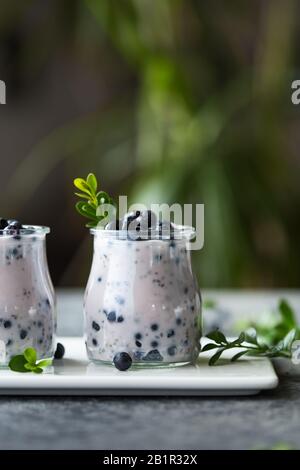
[0,218,9,230]
[105,210,175,240]
[1,218,24,236]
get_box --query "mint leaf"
[74,173,116,228]
[75,192,91,200]
[37,359,52,368]
[9,355,30,373]
[24,363,36,371]
[32,367,43,374]
[74,178,91,195]
[96,191,111,205]
[75,201,97,220]
[24,347,37,365]
[86,173,97,194]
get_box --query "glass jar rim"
[90,224,196,241]
[0,225,50,237]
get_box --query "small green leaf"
[282,329,297,350]
[24,363,36,371]
[9,355,30,373]
[32,367,43,374]
[24,347,37,365]
[86,220,98,228]
[74,178,92,195]
[231,350,249,362]
[206,330,227,345]
[37,359,52,368]
[96,191,111,205]
[75,201,97,220]
[201,343,220,352]
[209,347,226,366]
[244,328,258,345]
[231,332,245,346]
[75,192,91,200]
[86,173,97,194]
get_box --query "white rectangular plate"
[0,337,278,396]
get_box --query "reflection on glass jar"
[0,226,56,366]
[84,227,202,367]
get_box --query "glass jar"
[84,226,202,367]
[0,226,56,366]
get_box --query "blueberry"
[122,211,141,230]
[117,316,124,323]
[54,342,65,359]
[92,338,98,346]
[97,277,102,282]
[3,320,12,328]
[167,345,177,356]
[129,210,157,236]
[107,311,116,322]
[92,321,100,331]
[20,329,28,339]
[7,220,23,231]
[151,340,158,348]
[142,349,163,362]
[0,218,8,230]
[113,352,132,371]
[167,329,175,338]
[135,332,142,340]
[151,323,159,331]
[135,340,142,348]
[176,318,182,326]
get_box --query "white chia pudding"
[0,220,56,366]
[84,211,202,367]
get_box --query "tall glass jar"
[84,226,202,367]
[0,226,56,366]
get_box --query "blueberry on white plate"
[113,352,132,371]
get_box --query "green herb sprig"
[202,299,299,365]
[74,173,115,228]
[8,348,52,374]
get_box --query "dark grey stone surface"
[0,289,299,450]
[0,377,299,450]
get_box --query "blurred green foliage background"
[0,0,299,288]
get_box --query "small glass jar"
[84,226,202,367]
[0,226,56,366]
